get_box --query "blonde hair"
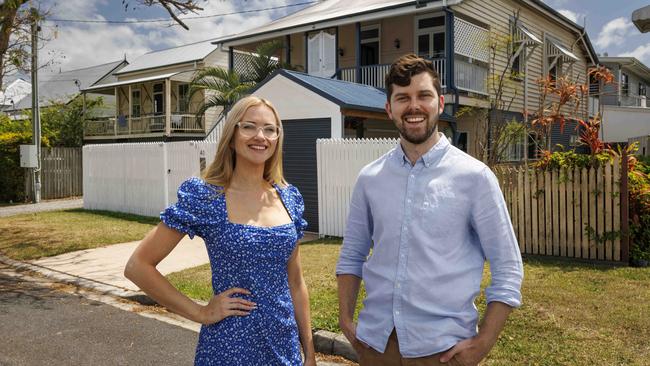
[202,95,287,189]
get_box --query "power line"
[44,2,316,24]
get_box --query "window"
[153,83,164,115]
[177,84,189,113]
[131,89,141,117]
[457,132,468,153]
[415,14,445,59]
[544,36,577,82]
[548,59,562,81]
[621,73,629,96]
[360,25,379,66]
[509,20,522,78]
[639,82,646,97]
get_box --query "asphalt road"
[0,266,197,366]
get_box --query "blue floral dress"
[160,177,308,366]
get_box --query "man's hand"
[339,319,369,354]
[439,336,490,366]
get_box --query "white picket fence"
[83,141,218,217]
[317,138,398,236]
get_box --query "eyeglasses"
[236,121,281,140]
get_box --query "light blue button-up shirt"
[336,135,523,358]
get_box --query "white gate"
[317,138,398,236]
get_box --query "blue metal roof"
[272,69,387,113]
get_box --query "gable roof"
[260,69,387,113]
[216,0,462,46]
[12,59,127,110]
[115,38,227,75]
[215,0,597,65]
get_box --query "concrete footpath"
[0,233,357,364]
[0,198,83,217]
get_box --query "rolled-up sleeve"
[336,174,374,278]
[471,167,524,308]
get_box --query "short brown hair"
[385,54,442,101]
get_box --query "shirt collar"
[394,133,450,167]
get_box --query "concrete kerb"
[0,254,359,363]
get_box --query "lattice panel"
[454,18,489,62]
[232,52,257,81]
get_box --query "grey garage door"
[281,118,331,233]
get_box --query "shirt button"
[396,283,401,288]
[407,199,412,204]
[400,254,405,258]
[395,311,400,315]
[410,174,415,178]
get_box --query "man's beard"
[396,113,438,145]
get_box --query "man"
[336,54,524,366]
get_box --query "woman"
[124,96,316,366]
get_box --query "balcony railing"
[84,113,205,138]
[455,58,488,95]
[336,58,447,90]
[334,57,489,95]
[620,95,648,108]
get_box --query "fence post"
[620,151,630,263]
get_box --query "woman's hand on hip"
[198,287,256,325]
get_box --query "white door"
[308,31,336,78]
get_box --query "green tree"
[39,97,104,147]
[189,40,295,120]
[188,67,255,120]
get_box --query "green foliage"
[536,150,611,170]
[189,40,296,121]
[40,97,103,147]
[0,97,102,202]
[189,67,255,119]
[628,158,650,261]
[0,128,32,202]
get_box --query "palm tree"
[188,67,255,126]
[189,40,297,124]
[244,39,295,83]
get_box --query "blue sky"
[35,0,650,74]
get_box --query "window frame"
[131,88,141,118]
[177,83,190,113]
[414,13,446,60]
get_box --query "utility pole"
[30,7,41,203]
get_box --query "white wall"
[601,106,650,143]
[254,74,343,138]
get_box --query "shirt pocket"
[418,190,466,238]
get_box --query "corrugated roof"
[115,38,225,75]
[0,78,31,107]
[82,72,181,92]
[267,69,387,112]
[217,0,429,45]
[12,60,126,110]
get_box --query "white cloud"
[595,17,634,49]
[38,0,301,74]
[620,43,650,65]
[557,9,580,24]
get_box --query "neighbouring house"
[212,0,599,229]
[4,60,128,121]
[81,39,230,143]
[632,5,650,33]
[0,78,32,117]
[596,56,650,144]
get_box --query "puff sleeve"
[160,177,213,239]
[288,185,308,240]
